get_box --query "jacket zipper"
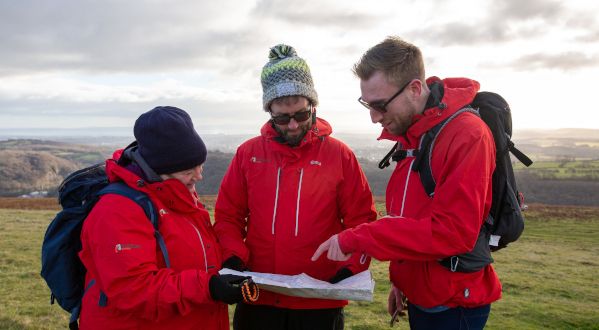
[185,219,208,272]
[400,159,415,217]
[295,168,304,236]
[271,167,282,235]
[271,167,304,237]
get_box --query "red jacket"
[338,77,502,308]
[214,117,377,309]
[78,150,228,330]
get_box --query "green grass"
[0,210,69,329]
[515,160,599,180]
[1,206,598,329]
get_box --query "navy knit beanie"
[134,106,207,175]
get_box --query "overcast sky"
[1,0,598,137]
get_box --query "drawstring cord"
[241,279,259,303]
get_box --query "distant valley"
[1,128,598,206]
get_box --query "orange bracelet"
[241,279,259,303]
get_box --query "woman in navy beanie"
[134,106,207,176]
[77,106,251,330]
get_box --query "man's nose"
[288,118,300,129]
[370,109,383,124]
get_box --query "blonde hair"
[353,36,425,87]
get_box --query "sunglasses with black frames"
[270,104,313,125]
[357,79,413,113]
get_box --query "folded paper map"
[219,268,374,301]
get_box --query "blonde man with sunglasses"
[214,44,377,330]
[313,36,501,330]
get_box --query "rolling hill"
[1,137,597,206]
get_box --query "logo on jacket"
[251,156,269,163]
[310,160,321,166]
[115,243,141,253]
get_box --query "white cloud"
[1,0,599,132]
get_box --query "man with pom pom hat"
[214,44,378,330]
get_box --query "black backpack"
[379,91,533,272]
[40,162,170,330]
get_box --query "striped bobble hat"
[261,44,318,111]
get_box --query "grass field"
[514,159,599,180]
[1,202,598,329]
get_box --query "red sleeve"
[339,119,495,261]
[213,150,250,263]
[335,145,378,274]
[82,195,214,322]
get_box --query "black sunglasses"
[358,79,413,113]
[270,105,313,125]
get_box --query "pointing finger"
[311,238,331,261]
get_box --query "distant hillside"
[0,140,113,196]
[0,139,390,197]
[5,128,599,161]
[515,128,599,141]
[513,128,599,161]
[0,150,76,196]
[196,150,237,195]
[1,139,597,206]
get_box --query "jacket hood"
[105,149,204,213]
[260,116,333,146]
[106,149,146,185]
[378,77,480,147]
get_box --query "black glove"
[209,274,251,304]
[328,268,353,284]
[222,255,248,272]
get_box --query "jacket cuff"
[337,230,357,255]
[222,246,250,266]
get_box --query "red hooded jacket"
[338,77,502,308]
[78,150,228,330]
[214,117,377,309]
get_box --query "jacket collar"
[106,150,204,213]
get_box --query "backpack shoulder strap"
[413,107,479,196]
[379,142,399,169]
[97,183,170,268]
[99,182,158,228]
[507,138,533,167]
